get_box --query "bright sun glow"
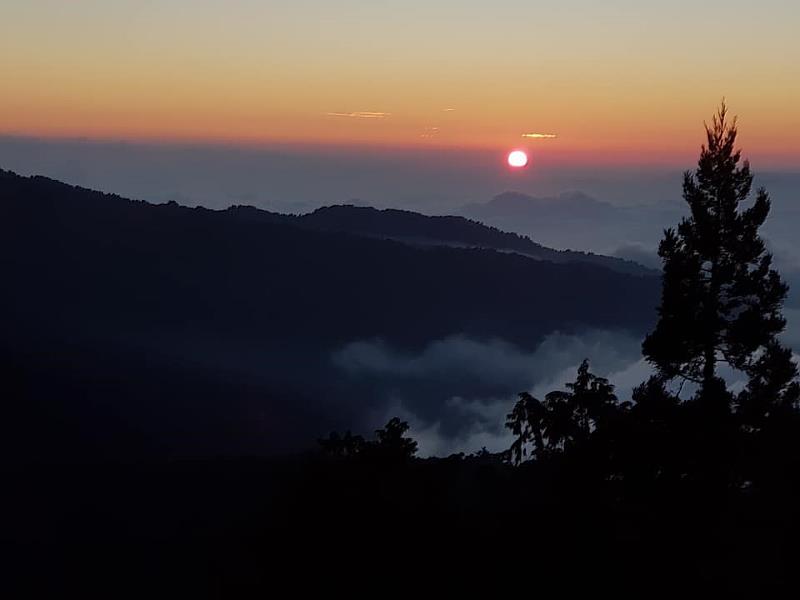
[507,150,528,168]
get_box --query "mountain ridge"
[222,202,656,276]
[0,168,659,459]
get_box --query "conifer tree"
[642,102,795,414]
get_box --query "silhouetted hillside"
[0,169,658,460]
[225,203,655,276]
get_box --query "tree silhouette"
[318,430,366,457]
[370,417,418,461]
[318,417,417,462]
[506,360,618,464]
[506,391,546,464]
[737,341,800,428]
[642,102,795,412]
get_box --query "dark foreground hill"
[7,453,797,597]
[0,169,658,460]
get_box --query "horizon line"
[1,130,798,171]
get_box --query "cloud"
[334,336,543,382]
[780,308,800,350]
[332,326,799,457]
[387,405,515,457]
[325,111,391,119]
[611,243,661,269]
[442,108,456,112]
[521,133,557,139]
[332,330,644,456]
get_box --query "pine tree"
[642,102,795,414]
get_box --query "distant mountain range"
[464,190,615,220]
[460,190,683,259]
[0,169,659,461]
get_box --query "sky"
[2,0,800,166]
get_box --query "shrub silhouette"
[506,359,618,464]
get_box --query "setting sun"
[507,150,529,168]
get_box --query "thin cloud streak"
[522,133,558,139]
[326,111,391,119]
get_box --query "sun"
[507,150,529,168]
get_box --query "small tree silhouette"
[506,360,618,464]
[506,391,546,464]
[370,417,418,461]
[318,430,366,457]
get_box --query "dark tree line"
[319,416,418,462]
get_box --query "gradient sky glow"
[2,1,799,165]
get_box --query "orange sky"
[2,1,799,166]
